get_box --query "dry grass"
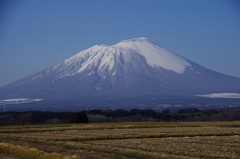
[85,136,240,159]
[3,126,239,140]
[0,153,20,159]
[0,142,79,159]
[0,121,239,159]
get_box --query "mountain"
[1,37,240,110]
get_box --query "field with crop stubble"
[0,121,239,159]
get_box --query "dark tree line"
[87,108,240,122]
[87,108,184,122]
[0,107,239,125]
[0,111,88,125]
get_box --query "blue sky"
[0,0,240,87]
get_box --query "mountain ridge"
[1,38,240,109]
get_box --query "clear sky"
[0,0,240,87]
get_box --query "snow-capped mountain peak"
[61,37,191,76]
[1,37,240,109]
[116,37,150,43]
[113,37,191,73]
[17,38,195,84]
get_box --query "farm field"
[0,121,239,159]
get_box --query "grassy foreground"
[0,121,239,159]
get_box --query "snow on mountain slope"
[66,37,191,74]
[29,37,191,81]
[113,37,191,73]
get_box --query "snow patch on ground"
[0,98,43,104]
[87,71,94,76]
[196,93,240,99]
[112,71,117,76]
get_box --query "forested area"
[87,108,240,123]
[0,107,239,125]
[0,111,88,125]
